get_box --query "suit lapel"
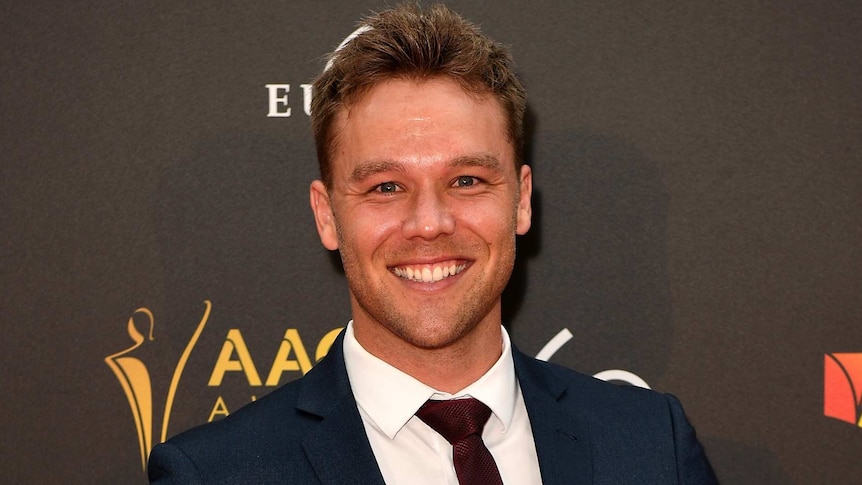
[296,332,386,485]
[514,347,594,485]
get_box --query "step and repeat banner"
[2,1,859,483]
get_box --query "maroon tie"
[416,398,504,485]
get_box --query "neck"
[353,318,503,394]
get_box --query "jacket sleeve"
[147,442,204,485]
[665,393,719,484]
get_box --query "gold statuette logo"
[105,301,211,471]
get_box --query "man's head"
[311,3,526,188]
[309,3,531,375]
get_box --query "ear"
[516,165,533,235]
[309,180,339,250]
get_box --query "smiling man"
[148,4,717,484]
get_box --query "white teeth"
[393,262,466,283]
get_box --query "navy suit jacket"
[148,333,717,484]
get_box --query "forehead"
[331,77,513,169]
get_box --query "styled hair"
[311,2,527,187]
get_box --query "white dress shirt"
[342,322,543,484]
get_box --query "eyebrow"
[349,160,407,183]
[449,154,503,171]
[348,154,504,183]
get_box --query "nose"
[401,187,456,240]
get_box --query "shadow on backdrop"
[507,128,674,380]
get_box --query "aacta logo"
[105,301,341,472]
[824,353,862,427]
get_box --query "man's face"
[310,77,532,354]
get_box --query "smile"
[392,261,467,283]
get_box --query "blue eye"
[455,176,476,187]
[377,182,399,193]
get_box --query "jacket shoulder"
[515,353,717,484]
[148,379,316,483]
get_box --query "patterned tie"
[416,398,504,485]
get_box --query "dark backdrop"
[2,1,859,483]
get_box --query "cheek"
[454,198,519,239]
[338,207,403,254]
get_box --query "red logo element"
[824,353,862,427]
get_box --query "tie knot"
[415,397,492,444]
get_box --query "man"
[148,4,717,484]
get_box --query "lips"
[392,261,467,283]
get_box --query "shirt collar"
[342,321,518,439]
